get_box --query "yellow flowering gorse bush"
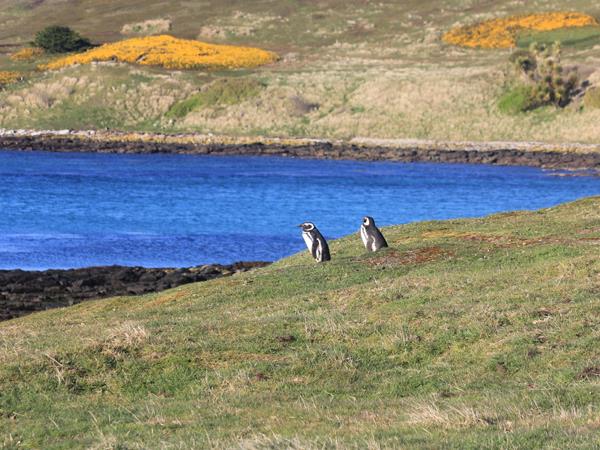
[0,71,22,86]
[10,47,44,61]
[41,35,278,70]
[443,12,599,48]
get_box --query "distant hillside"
[0,0,599,142]
[1,197,599,448]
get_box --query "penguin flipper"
[379,230,389,248]
[379,232,389,248]
[321,242,331,261]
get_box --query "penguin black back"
[299,222,331,262]
[360,216,388,252]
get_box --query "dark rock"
[0,134,600,170]
[0,261,270,322]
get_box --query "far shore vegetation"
[0,2,599,142]
[499,42,580,114]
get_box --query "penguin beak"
[297,224,304,228]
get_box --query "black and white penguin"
[298,222,331,262]
[360,216,388,252]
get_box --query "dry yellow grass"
[41,35,278,71]
[99,321,149,358]
[121,18,172,36]
[9,47,44,61]
[443,12,599,48]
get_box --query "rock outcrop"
[0,261,270,321]
[1,129,600,170]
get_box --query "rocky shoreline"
[0,261,270,322]
[1,129,600,170]
[1,130,599,320]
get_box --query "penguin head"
[298,222,316,232]
[362,216,375,227]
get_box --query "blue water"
[1,150,599,270]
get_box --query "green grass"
[497,84,534,114]
[517,26,600,49]
[34,104,123,130]
[2,197,600,448]
[166,78,265,119]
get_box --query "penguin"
[360,216,388,252]
[298,222,331,262]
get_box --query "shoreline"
[1,129,600,170]
[0,261,270,322]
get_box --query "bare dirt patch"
[577,366,600,380]
[367,246,452,267]
[276,335,297,344]
[421,231,585,249]
[459,234,564,248]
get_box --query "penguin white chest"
[360,226,369,247]
[314,241,323,261]
[370,240,378,252]
[302,232,314,250]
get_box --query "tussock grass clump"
[41,35,278,71]
[121,18,172,36]
[98,322,149,358]
[443,12,599,48]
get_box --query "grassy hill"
[0,1,600,142]
[1,197,599,448]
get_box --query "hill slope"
[1,197,599,448]
[0,1,600,142]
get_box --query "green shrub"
[505,42,579,110]
[166,78,265,118]
[583,87,600,109]
[498,85,535,114]
[509,49,537,74]
[33,26,93,53]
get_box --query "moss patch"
[166,78,265,118]
[497,84,535,114]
